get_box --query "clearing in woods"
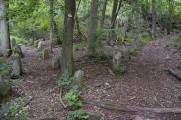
[7,35,181,119]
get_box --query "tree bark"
[100,0,107,28]
[61,0,75,75]
[0,0,11,57]
[75,0,82,41]
[87,0,98,56]
[152,0,156,38]
[111,0,118,29]
[53,20,62,45]
[49,0,54,53]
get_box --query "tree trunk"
[100,0,107,28]
[152,0,156,38]
[87,0,98,56]
[49,0,53,53]
[75,0,82,41]
[53,20,62,45]
[61,0,75,75]
[0,0,11,57]
[111,0,118,30]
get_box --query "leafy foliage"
[170,36,181,49]
[0,97,30,120]
[89,52,112,63]
[0,58,12,76]
[57,70,74,86]
[67,109,89,120]
[115,66,127,74]
[63,85,82,109]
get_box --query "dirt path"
[13,35,181,120]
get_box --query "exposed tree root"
[87,100,181,113]
[59,86,67,108]
[168,68,181,81]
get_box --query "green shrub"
[57,70,74,86]
[171,36,181,49]
[0,97,30,120]
[0,58,12,76]
[63,85,82,109]
[115,66,127,74]
[89,52,111,63]
[73,43,85,52]
[67,109,89,120]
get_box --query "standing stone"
[130,34,141,53]
[122,48,130,61]
[0,75,11,98]
[52,56,60,70]
[73,70,84,86]
[38,41,43,51]
[0,47,2,56]
[13,44,24,58]
[43,48,49,60]
[113,50,122,69]
[11,53,22,76]
[11,38,16,50]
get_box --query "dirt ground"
[4,35,181,120]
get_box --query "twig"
[168,68,181,81]
[23,96,33,107]
[59,86,67,108]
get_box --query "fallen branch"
[168,68,181,81]
[59,86,67,108]
[87,100,181,113]
[23,96,33,107]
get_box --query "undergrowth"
[57,71,89,120]
[88,52,112,64]
[0,97,30,120]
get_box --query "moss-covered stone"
[0,75,11,98]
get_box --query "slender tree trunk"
[75,0,82,41]
[111,0,118,29]
[49,0,53,53]
[87,0,98,56]
[0,0,11,57]
[152,0,156,38]
[53,20,62,45]
[100,0,107,28]
[61,0,75,75]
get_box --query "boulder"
[43,48,49,60]
[13,44,24,58]
[52,56,60,70]
[113,50,122,69]
[73,70,84,86]
[11,38,17,50]
[11,53,22,76]
[0,75,11,98]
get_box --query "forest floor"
[6,34,181,120]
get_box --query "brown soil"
[3,35,181,120]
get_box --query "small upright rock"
[11,53,22,76]
[43,48,49,60]
[11,38,17,50]
[13,44,24,58]
[74,70,84,86]
[113,50,122,69]
[38,41,43,51]
[0,75,11,98]
[52,56,60,70]
[0,47,2,56]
